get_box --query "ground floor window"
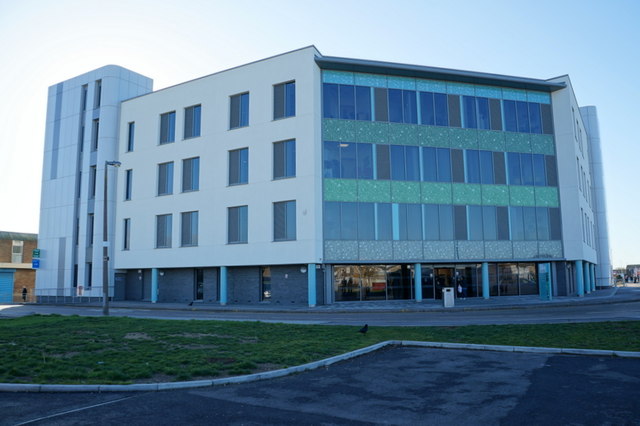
[261,266,271,301]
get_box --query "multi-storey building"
[36,46,611,306]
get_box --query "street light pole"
[103,160,121,316]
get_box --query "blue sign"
[32,259,40,269]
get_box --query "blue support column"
[584,262,591,294]
[575,260,584,297]
[220,266,227,305]
[308,264,316,307]
[414,263,422,302]
[482,262,490,299]
[591,264,597,291]
[151,268,158,303]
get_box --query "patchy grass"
[0,315,639,385]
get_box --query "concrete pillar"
[220,266,227,305]
[575,260,584,297]
[482,262,490,299]
[584,262,591,294]
[414,264,422,302]
[151,268,158,303]
[308,264,316,307]
[591,264,597,291]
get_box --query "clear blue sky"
[0,0,638,267]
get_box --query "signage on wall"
[32,249,41,258]
[32,259,40,269]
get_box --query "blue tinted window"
[355,86,372,121]
[516,101,530,133]
[503,100,517,132]
[376,145,390,180]
[390,145,405,180]
[403,90,417,124]
[523,207,537,240]
[422,147,437,181]
[476,97,490,130]
[439,205,454,240]
[339,85,355,120]
[358,203,375,240]
[240,93,249,127]
[406,204,423,240]
[419,92,435,125]
[528,102,542,134]
[468,206,483,240]
[405,146,420,181]
[285,82,295,117]
[479,150,494,184]
[341,202,358,240]
[434,93,449,126]
[388,89,403,123]
[536,207,550,240]
[462,96,477,129]
[532,154,546,186]
[324,202,340,239]
[340,143,357,179]
[520,153,534,186]
[465,149,481,183]
[323,83,339,119]
[424,204,439,240]
[398,204,409,240]
[323,141,340,178]
[357,143,373,179]
[376,203,392,240]
[510,207,524,240]
[507,152,521,185]
[482,206,497,240]
[437,148,451,182]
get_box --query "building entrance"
[434,267,454,300]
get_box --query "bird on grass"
[358,324,368,335]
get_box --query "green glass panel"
[354,73,386,88]
[322,71,354,84]
[421,182,452,204]
[535,186,559,207]
[478,130,505,152]
[355,121,388,144]
[527,91,551,104]
[323,119,356,142]
[502,88,527,101]
[324,179,358,202]
[389,123,418,145]
[475,85,502,98]
[452,183,482,205]
[505,132,531,153]
[509,186,535,206]
[416,79,446,93]
[391,181,421,203]
[530,134,555,155]
[481,185,509,206]
[449,127,478,149]
[358,180,391,203]
[447,82,475,95]
[418,125,450,147]
[388,76,416,90]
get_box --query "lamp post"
[103,160,121,316]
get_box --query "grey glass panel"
[489,98,502,130]
[434,93,449,126]
[340,143,357,179]
[341,202,357,240]
[482,206,497,240]
[127,122,135,151]
[160,112,175,144]
[545,155,558,186]
[184,105,201,138]
[516,101,530,133]
[158,162,173,195]
[536,207,550,240]
[323,83,339,119]
[183,157,199,192]
[377,203,392,240]
[374,88,388,122]
[355,86,372,121]
[274,83,285,119]
[274,141,285,178]
[390,145,405,180]
[376,145,391,180]
[465,149,481,184]
[420,92,435,125]
[357,143,373,179]
[123,218,130,250]
[403,90,417,124]
[422,147,437,182]
[388,89,403,123]
[274,203,285,240]
[509,207,524,240]
[549,207,562,240]
[503,100,517,132]
[405,146,420,181]
[447,94,461,127]
[454,205,468,240]
[324,141,340,178]
[532,154,546,186]
[520,153,534,186]
[339,85,355,120]
[493,152,506,185]
[424,204,439,240]
[324,202,341,240]
[240,93,249,127]
[285,201,296,241]
[125,169,132,200]
[285,81,295,117]
[462,96,477,129]
[181,211,198,246]
[468,205,483,240]
[230,95,240,128]
[439,205,454,240]
[479,150,494,184]
[451,149,465,183]
[285,140,296,178]
[541,103,554,135]
[406,204,422,241]
[156,214,172,248]
[507,152,521,185]
[528,102,542,134]
[523,207,537,240]
[497,206,509,240]
[476,97,490,130]
[437,148,451,182]
[398,204,408,240]
[358,203,375,240]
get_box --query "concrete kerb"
[2,340,640,393]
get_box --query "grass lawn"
[1,315,639,385]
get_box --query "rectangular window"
[465,150,481,183]
[423,204,439,240]
[323,141,340,178]
[274,81,295,119]
[422,147,437,182]
[127,122,135,152]
[516,101,530,133]
[476,97,490,130]
[528,103,542,134]
[434,93,449,126]
[479,150,494,184]
[81,84,88,111]
[89,166,97,198]
[228,206,248,244]
[274,200,296,241]
[447,95,461,127]
[159,111,176,144]
[503,100,517,132]
[493,152,506,185]
[91,119,99,151]
[376,145,391,180]
[125,169,132,200]
[123,218,131,250]
[324,202,340,240]
[323,83,339,119]
[532,154,546,186]
[541,104,554,135]
[229,148,249,185]
[376,203,393,240]
[419,92,435,125]
[181,211,198,247]
[261,267,271,301]
[403,90,418,124]
[340,202,358,240]
[355,86,371,121]
[523,207,537,240]
[358,203,375,240]
[274,139,296,179]
[536,207,550,240]
[340,143,356,179]
[507,153,522,185]
[482,206,497,240]
[86,262,92,288]
[451,149,465,183]
[94,80,102,108]
[510,207,525,240]
[468,205,483,241]
[357,143,374,179]
[230,92,249,129]
[182,157,200,192]
[157,162,174,196]
[156,214,172,248]
[11,240,23,263]
[454,205,467,240]
[436,148,452,182]
[520,153,534,186]
[497,207,510,240]
[439,205,454,240]
[184,104,201,139]
[374,88,388,122]
[87,213,94,246]
[339,85,355,120]
[489,98,502,131]
[462,96,477,129]
[390,145,406,180]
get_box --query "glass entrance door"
[434,267,454,299]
